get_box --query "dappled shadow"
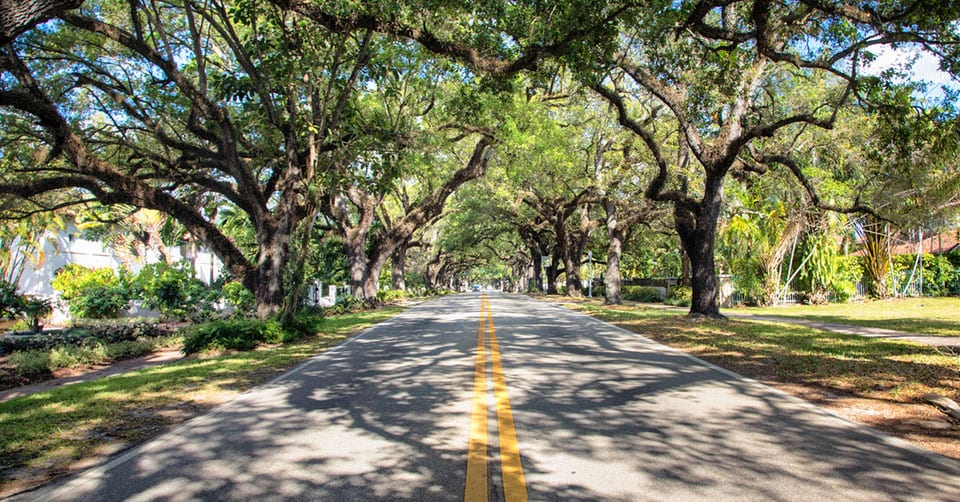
[20,294,960,501]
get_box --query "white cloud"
[863,44,957,91]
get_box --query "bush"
[0,279,25,320]
[622,286,663,303]
[222,281,255,311]
[282,308,325,339]
[134,262,215,320]
[71,285,130,319]
[52,264,120,300]
[665,286,692,307]
[582,285,605,297]
[52,265,131,319]
[829,255,863,303]
[0,319,161,354]
[8,350,51,376]
[181,318,294,354]
[377,289,409,303]
[105,339,155,360]
[326,295,372,315]
[7,338,156,377]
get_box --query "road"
[21,293,960,501]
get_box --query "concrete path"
[16,293,960,501]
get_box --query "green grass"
[738,296,960,337]
[561,300,960,402]
[0,307,402,495]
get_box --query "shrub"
[8,350,51,376]
[222,281,255,311]
[181,318,293,354]
[377,289,409,303]
[326,295,371,315]
[21,296,53,332]
[52,264,119,300]
[52,265,131,319]
[582,285,605,297]
[622,286,663,303]
[665,286,692,307]
[829,255,863,303]
[8,338,156,377]
[71,285,130,319]
[282,308,325,339]
[0,279,25,320]
[105,339,155,360]
[134,262,215,320]
[0,319,161,354]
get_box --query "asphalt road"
[20,293,960,501]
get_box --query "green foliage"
[0,319,162,354]
[893,253,957,296]
[828,256,863,303]
[51,264,119,301]
[71,286,130,319]
[797,230,861,304]
[181,319,262,354]
[622,286,663,303]
[51,265,130,319]
[133,262,215,320]
[181,318,291,354]
[222,281,255,311]
[377,289,409,303]
[0,279,25,320]
[326,295,375,315]
[583,285,605,297]
[7,350,51,376]
[282,308,326,340]
[8,338,155,377]
[665,286,692,307]
[21,296,53,332]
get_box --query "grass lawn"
[0,307,403,496]
[737,296,960,337]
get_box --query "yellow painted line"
[488,300,528,502]
[465,293,527,502]
[464,294,489,502]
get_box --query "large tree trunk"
[344,231,375,301]
[564,205,598,297]
[676,175,724,319]
[252,224,292,319]
[604,200,624,305]
[391,241,407,290]
[530,248,544,292]
[563,252,582,297]
[546,257,561,295]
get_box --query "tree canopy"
[0,0,957,318]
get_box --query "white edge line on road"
[538,299,960,470]
[27,308,414,502]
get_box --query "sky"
[865,45,958,100]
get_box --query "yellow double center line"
[465,293,527,502]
